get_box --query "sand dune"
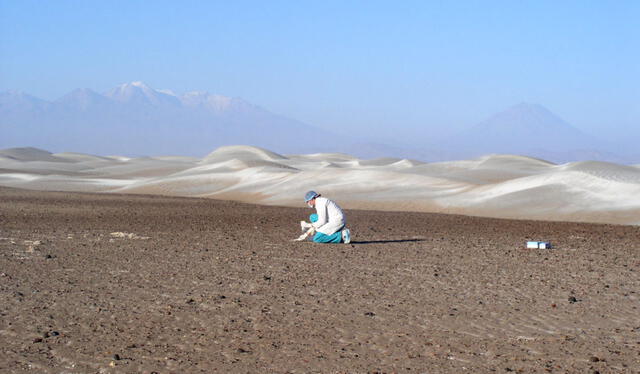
[1,145,639,225]
[0,147,72,163]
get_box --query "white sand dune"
[201,145,287,164]
[53,152,115,162]
[0,147,73,163]
[1,145,639,225]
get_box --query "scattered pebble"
[44,331,60,338]
[568,296,578,303]
[24,240,43,252]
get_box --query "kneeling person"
[304,190,351,244]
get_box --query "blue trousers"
[309,214,343,243]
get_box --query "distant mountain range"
[0,82,332,156]
[0,82,634,163]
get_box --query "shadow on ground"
[351,238,425,245]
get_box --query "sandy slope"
[1,145,639,225]
[1,187,639,373]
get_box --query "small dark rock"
[33,338,43,343]
[237,348,251,353]
[186,298,195,304]
[589,356,600,362]
[44,331,59,338]
[263,275,272,281]
[364,312,375,317]
[568,296,578,303]
[113,354,121,360]
[45,254,54,259]
[219,295,226,299]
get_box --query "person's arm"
[313,200,328,229]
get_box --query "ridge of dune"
[150,156,200,162]
[0,147,72,163]
[0,145,639,225]
[52,152,114,162]
[105,155,132,161]
[471,154,556,172]
[357,157,403,167]
[288,152,358,162]
[389,158,424,168]
[555,160,640,183]
[201,145,287,164]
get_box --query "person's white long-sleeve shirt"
[312,197,346,235]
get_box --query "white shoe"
[341,228,351,244]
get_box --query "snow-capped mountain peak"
[130,81,149,88]
[156,88,177,96]
[105,81,180,107]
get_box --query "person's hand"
[292,227,315,241]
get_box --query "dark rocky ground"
[1,187,639,373]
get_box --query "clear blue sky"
[1,0,638,142]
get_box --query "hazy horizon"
[1,1,638,150]
[2,80,639,164]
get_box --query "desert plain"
[1,185,639,373]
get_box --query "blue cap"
[304,190,319,202]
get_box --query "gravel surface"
[1,187,639,373]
